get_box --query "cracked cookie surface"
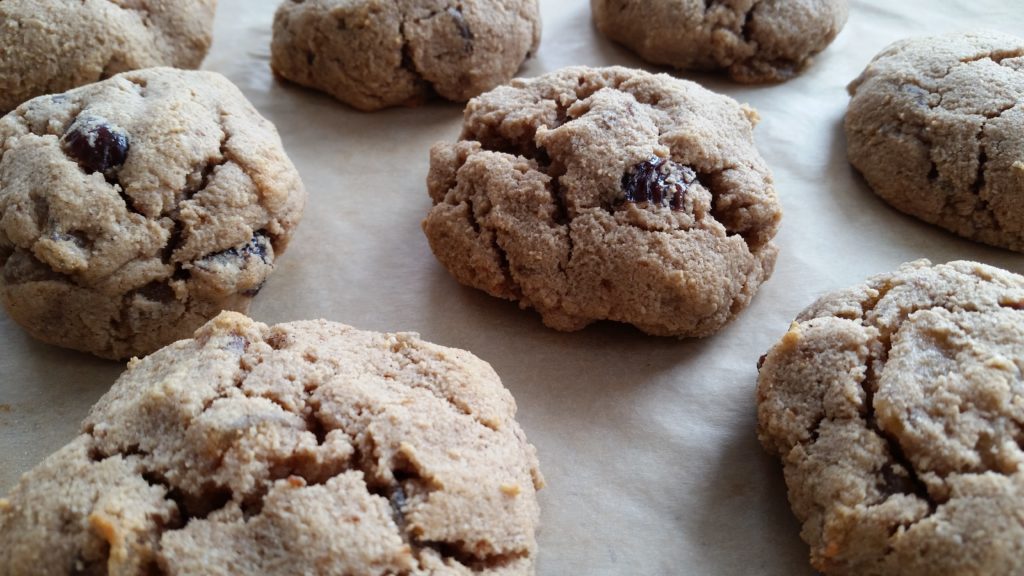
[0,68,306,360]
[0,0,217,114]
[270,0,541,111]
[591,0,848,83]
[0,312,544,575]
[423,66,780,337]
[757,260,1024,575]
[846,31,1024,252]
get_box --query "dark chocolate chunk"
[878,463,916,496]
[621,157,698,211]
[447,6,473,51]
[61,115,130,175]
[217,232,271,264]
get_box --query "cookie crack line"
[77,330,519,569]
[860,344,938,514]
[738,0,762,46]
[970,121,999,231]
[959,47,1024,67]
[395,4,463,98]
[850,275,1024,507]
[470,91,734,239]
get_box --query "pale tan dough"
[0,0,217,113]
[846,31,1024,252]
[271,0,541,111]
[0,68,306,360]
[591,0,848,83]
[424,66,781,337]
[758,260,1024,575]
[0,312,544,575]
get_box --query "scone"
[757,260,1024,575]
[591,0,848,83]
[423,66,781,337]
[0,68,306,360]
[0,312,544,575]
[846,31,1024,251]
[270,0,542,111]
[0,0,216,113]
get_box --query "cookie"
[423,66,780,337]
[846,32,1024,252]
[270,0,542,111]
[0,0,216,114]
[0,68,306,360]
[757,260,1024,575]
[591,0,848,83]
[0,312,544,575]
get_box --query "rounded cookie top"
[591,0,848,83]
[0,68,306,359]
[0,312,544,575]
[846,31,1024,251]
[270,0,542,111]
[424,66,780,337]
[757,260,1024,575]
[0,0,216,114]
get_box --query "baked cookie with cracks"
[758,260,1024,575]
[271,0,542,111]
[591,0,848,83]
[0,312,544,575]
[0,0,217,113]
[846,31,1024,252]
[0,68,306,360]
[424,66,781,337]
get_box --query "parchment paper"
[2,1,1023,574]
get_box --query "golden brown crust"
[846,31,1024,251]
[424,66,781,337]
[270,0,541,111]
[758,260,1024,575]
[0,68,306,359]
[591,0,848,83]
[0,312,543,575]
[0,0,217,113]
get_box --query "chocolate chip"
[621,157,697,211]
[756,353,767,370]
[878,463,915,496]
[61,115,130,175]
[135,281,176,303]
[215,233,271,265]
[226,335,248,354]
[242,280,266,298]
[389,484,408,531]
[447,6,473,51]
[901,84,930,108]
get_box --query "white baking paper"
[2,1,1023,574]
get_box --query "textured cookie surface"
[846,31,1024,251]
[591,0,848,83]
[271,0,541,111]
[0,0,216,114]
[757,260,1024,575]
[0,312,544,575]
[0,68,306,359]
[424,66,780,337]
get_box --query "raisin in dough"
[846,31,1024,252]
[0,0,216,114]
[591,0,848,83]
[0,312,544,575]
[423,66,781,337]
[757,260,1024,575]
[0,68,306,360]
[270,0,541,111]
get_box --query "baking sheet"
[2,1,1023,574]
